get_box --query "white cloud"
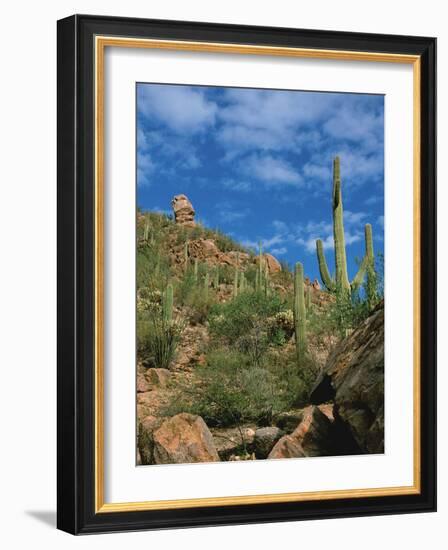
[222,178,252,192]
[137,152,155,186]
[271,247,287,256]
[138,85,217,133]
[242,154,302,186]
[219,209,249,224]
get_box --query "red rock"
[268,406,333,459]
[171,194,195,227]
[145,368,171,388]
[153,413,220,464]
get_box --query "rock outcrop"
[152,413,220,464]
[172,194,195,227]
[268,406,334,459]
[310,302,384,454]
[263,253,282,274]
[253,427,284,458]
[212,426,256,460]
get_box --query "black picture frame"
[57,14,436,535]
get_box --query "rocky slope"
[136,195,384,464]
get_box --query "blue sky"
[136,83,384,282]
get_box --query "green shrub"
[167,349,287,427]
[137,312,184,369]
[209,291,285,344]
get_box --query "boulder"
[273,405,333,434]
[145,368,171,388]
[253,427,284,458]
[268,435,306,459]
[171,194,195,227]
[212,426,256,460]
[152,413,220,464]
[188,238,221,262]
[137,372,151,393]
[268,406,334,459]
[255,253,282,274]
[310,302,384,454]
[274,410,305,433]
[138,415,164,465]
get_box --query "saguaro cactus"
[143,219,150,242]
[315,156,372,295]
[233,268,239,297]
[204,272,209,299]
[193,258,199,283]
[294,262,307,361]
[183,241,189,267]
[214,267,220,289]
[163,283,173,324]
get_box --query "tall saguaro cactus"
[316,156,372,295]
[294,262,307,362]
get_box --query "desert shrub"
[209,291,285,344]
[235,321,269,367]
[137,312,184,369]
[167,349,289,427]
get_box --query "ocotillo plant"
[294,262,307,362]
[163,283,174,324]
[315,156,372,295]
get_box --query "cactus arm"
[316,239,335,291]
[350,255,368,293]
[365,223,374,262]
[350,224,374,293]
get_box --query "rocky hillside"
[136,194,384,464]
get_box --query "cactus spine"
[163,283,173,324]
[316,156,372,295]
[294,262,307,361]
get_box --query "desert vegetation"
[136,157,384,464]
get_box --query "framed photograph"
[57,14,436,534]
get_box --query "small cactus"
[183,241,189,266]
[193,258,199,283]
[294,262,307,362]
[204,272,209,299]
[214,268,220,289]
[233,267,239,298]
[163,283,173,324]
